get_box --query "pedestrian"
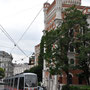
[58,84,60,90]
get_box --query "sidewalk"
[0,84,4,90]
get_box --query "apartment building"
[0,51,13,77]
[13,63,30,75]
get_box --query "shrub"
[62,85,70,90]
[62,85,79,90]
[70,86,79,90]
[62,85,90,90]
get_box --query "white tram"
[4,73,38,90]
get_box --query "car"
[0,79,3,83]
[38,86,43,90]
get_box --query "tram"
[4,73,38,90]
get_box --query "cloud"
[0,0,90,64]
[82,0,90,6]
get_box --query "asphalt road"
[0,85,4,90]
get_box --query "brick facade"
[42,0,90,89]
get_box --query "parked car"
[38,86,43,90]
[0,79,3,83]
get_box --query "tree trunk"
[86,76,90,85]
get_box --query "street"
[0,85,4,90]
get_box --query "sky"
[0,0,90,64]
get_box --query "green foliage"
[79,85,90,90]
[36,36,45,82]
[24,65,42,82]
[44,5,90,85]
[29,65,42,82]
[64,5,90,85]
[62,85,70,90]
[44,29,63,75]
[24,36,45,83]
[62,85,79,90]
[24,69,30,73]
[62,85,90,90]
[0,67,5,79]
[72,6,90,85]
[30,65,42,82]
[38,36,45,67]
[76,45,90,84]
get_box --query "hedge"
[62,85,90,90]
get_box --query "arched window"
[68,74,72,84]
[70,59,74,65]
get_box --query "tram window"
[19,77,24,89]
[11,79,13,87]
[25,75,37,87]
[8,79,10,86]
[6,80,7,83]
[5,79,8,85]
[10,79,12,86]
[7,79,9,85]
[14,78,18,88]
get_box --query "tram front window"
[25,75,37,87]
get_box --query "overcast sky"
[0,0,90,64]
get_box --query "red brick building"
[42,0,90,90]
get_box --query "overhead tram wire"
[0,45,12,49]
[0,25,28,57]
[10,8,43,53]
[0,0,50,62]
[10,0,49,54]
[11,0,50,61]
[8,0,49,61]
[16,0,49,43]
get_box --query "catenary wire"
[0,25,28,57]
[10,0,49,53]
[10,7,43,53]
[0,0,49,62]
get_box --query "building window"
[70,59,74,65]
[69,43,74,52]
[69,29,74,37]
[68,74,72,84]
[1,63,4,67]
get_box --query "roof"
[0,51,13,59]
[5,73,37,79]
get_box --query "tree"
[29,65,42,82]
[44,28,62,75]
[24,66,42,82]
[38,36,45,68]
[44,5,90,85]
[24,36,45,83]
[75,25,90,85]
[0,67,5,79]
[61,5,90,85]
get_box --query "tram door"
[14,78,18,90]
